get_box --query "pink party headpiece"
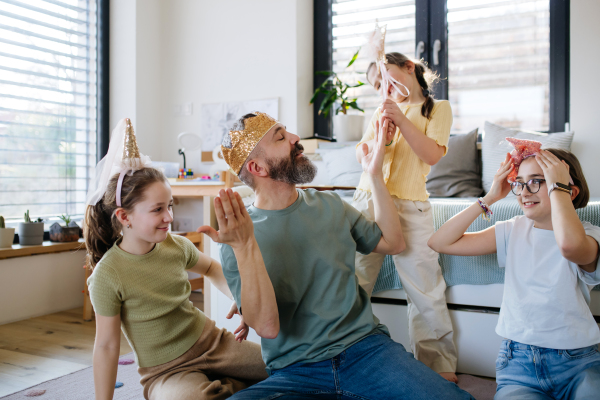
[86,118,152,207]
[506,137,541,182]
[365,21,410,100]
[505,137,573,185]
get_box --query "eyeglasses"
[510,179,546,196]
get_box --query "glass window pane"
[447,0,550,133]
[0,0,97,220]
[332,1,416,121]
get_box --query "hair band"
[116,170,129,207]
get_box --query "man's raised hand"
[360,117,388,178]
[197,189,254,250]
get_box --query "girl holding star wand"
[353,23,458,381]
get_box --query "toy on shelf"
[177,168,195,181]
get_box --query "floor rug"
[1,353,143,400]
[2,353,497,399]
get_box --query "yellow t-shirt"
[87,233,203,367]
[356,100,453,201]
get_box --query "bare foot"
[439,372,458,383]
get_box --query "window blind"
[447,0,550,133]
[332,0,416,122]
[0,0,97,220]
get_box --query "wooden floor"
[0,292,204,397]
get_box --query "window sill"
[0,239,86,260]
[0,232,203,261]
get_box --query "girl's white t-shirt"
[495,215,600,349]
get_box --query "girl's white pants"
[352,189,458,373]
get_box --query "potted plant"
[0,216,15,248]
[18,210,44,245]
[310,48,365,142]
[49,215,80,242]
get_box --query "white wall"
[108,0,136,139]
[0,252,86,325]
[570,0,600,197]
[156,0,314,170]
[107,0,314,229]
[109,0,163,160]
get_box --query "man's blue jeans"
[495,339,600,399]
[230,332,473,399]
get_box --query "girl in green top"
[85,167,272,400]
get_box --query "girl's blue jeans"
[495,339,600,399]
[230,332,473,400]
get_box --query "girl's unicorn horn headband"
[86,118,152,207]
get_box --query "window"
[0,0,99,221]
[447,0,550,133]
[315,0,569,138]
[332,0,416,121]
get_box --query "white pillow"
[482,122,574,193]
[316,144,363,187]
[309,160,330,185]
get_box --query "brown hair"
[84,168,167,269]
[367,52,440,119]
[545,149,589,209]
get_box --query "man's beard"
[265,143,317,185]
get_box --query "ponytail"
[368,52,440,120]
[84,167,167,269]
[413,63,437,119]
[84,202,120,269]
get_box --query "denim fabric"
[495,339,600,399]
[230,332,473,400]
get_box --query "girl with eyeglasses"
[428,148,600,399]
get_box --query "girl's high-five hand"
[197,189,254,250]
[484,153,514,205]
[381,117,396,144]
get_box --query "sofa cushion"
[427,128,483,198]
[317,144,363,187]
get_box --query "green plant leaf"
[346,48,360,68]
[320,91,338,117]
[348,101,364,113]
[315,70,334,76]
[349,82,366,88]
[310,88,326,104]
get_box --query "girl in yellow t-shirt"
[353,52,457,382]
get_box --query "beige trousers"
[138,318,267,400]
[353,190,457,373]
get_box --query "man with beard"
[207,112,473,399]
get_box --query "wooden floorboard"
[0,291,204,397]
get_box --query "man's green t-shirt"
[220,189,388,373]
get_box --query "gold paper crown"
[221,112,279,175]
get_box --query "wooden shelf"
[0,239,86,260]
